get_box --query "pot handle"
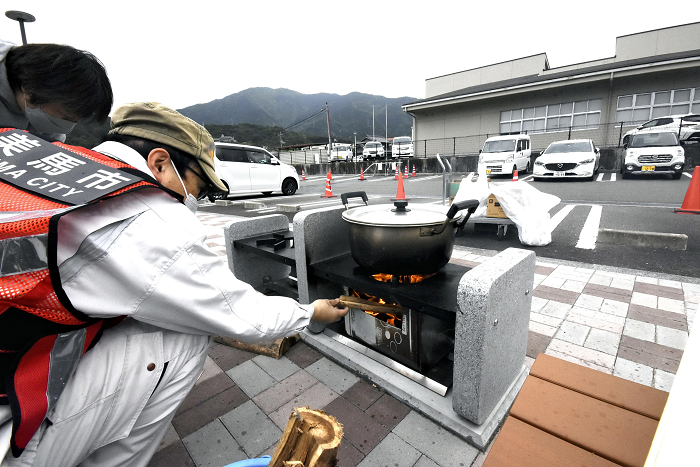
[446,199,480,220]
[429,199,480,236]
[341,191,369,210]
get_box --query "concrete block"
[225,360,276,398]
[224,214,291,291]
[293,205,351,332]
[452,247,535,424]
[305,357,359,394]
[597,228,687,251]
[555,321,590,345]
[182,419,246,467]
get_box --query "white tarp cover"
[453,171,560,246]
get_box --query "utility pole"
[385,104,388,159]
[326,103,332,157]
[372,105,375,140]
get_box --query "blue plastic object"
[223,455,271,467]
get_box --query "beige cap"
[109,102,226,193]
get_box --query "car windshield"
[367,143,380,148]
[482,140,516,153]
[394,137,411,144]
[544,141,592,154]
[630,132,679,148]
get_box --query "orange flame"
[371,273,436,284]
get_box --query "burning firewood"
[269,407,343,467]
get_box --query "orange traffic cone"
[512,169,519,182]
[393,167,410,201]
[301,169,306,181]
[412,165,417,177]
[359,166,366,181]
[675,166,700,214]
[327,168,333,180]
[404,165,409,179]
[394,166,399,180]
[321,176,336,198]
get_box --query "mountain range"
[178,87,417,141]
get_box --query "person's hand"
[310,298,349,323]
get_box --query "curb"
[597,228,687,251]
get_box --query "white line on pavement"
[684,172,692,178]
[520,174,534,182]
[548,204,576,232]
[575,205,602,250]
[610,173,616,182]
[596,173,604,182]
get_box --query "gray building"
[402,22,700,156]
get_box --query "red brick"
[628,304,687,332]
[633,282,684,301]
[533,285,579,305]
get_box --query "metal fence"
[411,122,637,158]
[276,122,649,164]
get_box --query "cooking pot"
[340,192,479,275]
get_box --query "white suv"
[362,141,385,159]
[622,131,685,179]
[622,114,700,147]
[213,143,299,198]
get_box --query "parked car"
[478,134,531,175]
[391,136,414,158]
[362,141,385,159]
[622,114,700,147]
[328,144,353,162]
[532,139,600,181]
[211,142,299,199]
[622,131,685,179]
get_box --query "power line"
[283,108,326,131]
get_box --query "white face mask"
[170,159,199,214]
[24,98,77,134]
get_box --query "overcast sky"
[6,1,700,113]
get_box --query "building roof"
[403,48,700,111]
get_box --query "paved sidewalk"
[146,212,697,467]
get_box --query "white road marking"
[610,173,616,182]
[575,205,603,250]
[683,172,692,178]
[596,173,604,182]
[520,174,534,182]
[548,204,576,232]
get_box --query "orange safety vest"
[0,128,160,457]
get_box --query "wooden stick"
[338,295,405,314]
[270,407,343,467]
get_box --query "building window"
[500,99,602,135]
[616,87,699,124]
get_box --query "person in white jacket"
[0,102,348,467]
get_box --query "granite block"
[268,381,339,429]
[147,440,195,467]
[324,396,389,455]
[182,420,246,467]
[365,393,412,430]
[284,341,323,368]
[393,411,479,467]
[252,355,300,382]
[220,400,283,458]
[356,433,421,467]
[613,357,654,386]
[251,369,318,414]
[226,360,276,398]
[172,386,249,438]
[343,379,384,411]
[453,247,535,424]
[305,357,360,394]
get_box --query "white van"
[213,143,299,198]
[478,134,531,175]
[328,144,353,162]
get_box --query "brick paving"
[144,212,698,466]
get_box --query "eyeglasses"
[184,165,214,200]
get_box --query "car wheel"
[622,172,630,180]
[524,162,530,174]
[282,178,297,195]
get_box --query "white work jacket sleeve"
[57,190,313,341]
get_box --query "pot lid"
[342,201,462,227]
